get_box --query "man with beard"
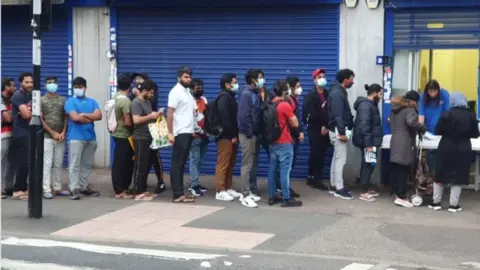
[167,67,196,203]
[128,73,165,194]
[10,72,34,200]
[327,69,355,200]
[1,78,16,199]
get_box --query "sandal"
[12,191,28,200]
[134,192,154,201]
[172,195,196,203]
[115,191,134,199]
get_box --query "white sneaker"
[240,194,258,208]
[216,191,234,201]
[394,197,414,208]
[226,189,241,198]
[249,191,261,202]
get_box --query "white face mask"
[317,78,327,87]
[231,83,239,92]
[287,88,292,96]
[295,87,303,96]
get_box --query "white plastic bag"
[148,116,171,149]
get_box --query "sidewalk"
[2,168,480,269]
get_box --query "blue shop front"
[381,0,480,190]
[1,0,342,179]
[109,0,342,178]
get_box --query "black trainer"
[80,187,100,197]
[290,188,300,198]
[154,182,166,194]
[310,182,329,191]
[306,176,314,186]
[428,203,442,211]
[448,205,463,213]
[281,198,303,208]
[268,196,282,206]
[2,188,13,196]
[69,189,80,200]
[198,185,208,193]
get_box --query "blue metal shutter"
[116,5,339,179]
[1,5,69,166]
[394,8,480,49]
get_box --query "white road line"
[1,259,107,270]
[340,263,375,270]
[461,262,480,269]
[1,237,225,261]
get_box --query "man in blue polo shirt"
[65,77,103,200]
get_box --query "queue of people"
[1,69,478,212]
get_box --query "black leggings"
[390,162,410,199]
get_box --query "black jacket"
[288,96,303,138]
[217,90,238,140]
[303,86,329,130]
[435,107,480,185]
[352,97,383,148]
[327,83,354,135]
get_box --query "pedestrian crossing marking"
[340,263,375,270]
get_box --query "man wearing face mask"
[40,76,68,199]
[281,76,304,197]
[65,77,103,200]
[10,72,34,200]
[327,69,355,200]
[214,73,241,201]
[303,69,330,190]
[237,68,263,208]
[1,78,16,199]
[188,78,210,197]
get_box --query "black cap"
[404,90,420,102]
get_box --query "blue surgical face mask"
[46,83,58,93]
[73,88,85,97]
[231,83,239,92]
[317,78,327,87]
[257,78,265,88]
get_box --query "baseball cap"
[312,68,326,79]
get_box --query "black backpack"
[262,100,287,144]
[203,92,228,136]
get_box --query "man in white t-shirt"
[167,66,196,203]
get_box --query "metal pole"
[28,0,44,219]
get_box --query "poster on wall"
[383,66,392,103]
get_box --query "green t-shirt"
[112,92,133,138]
[41,94,66,139]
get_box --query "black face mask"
[193,90,204,98]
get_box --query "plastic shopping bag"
[148,116,171,149]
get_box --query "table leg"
[476,154,480,191]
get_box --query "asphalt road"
[0,236,425,270]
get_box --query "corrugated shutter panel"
[1,5,69,166]
[394,8,480,49]
[116,5,339,179]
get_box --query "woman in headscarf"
[429,92,479,213]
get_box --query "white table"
[381,135,480,191]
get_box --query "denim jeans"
[189,137,209,188]
[268,143,293,200]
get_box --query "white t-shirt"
[168,83,196,136]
